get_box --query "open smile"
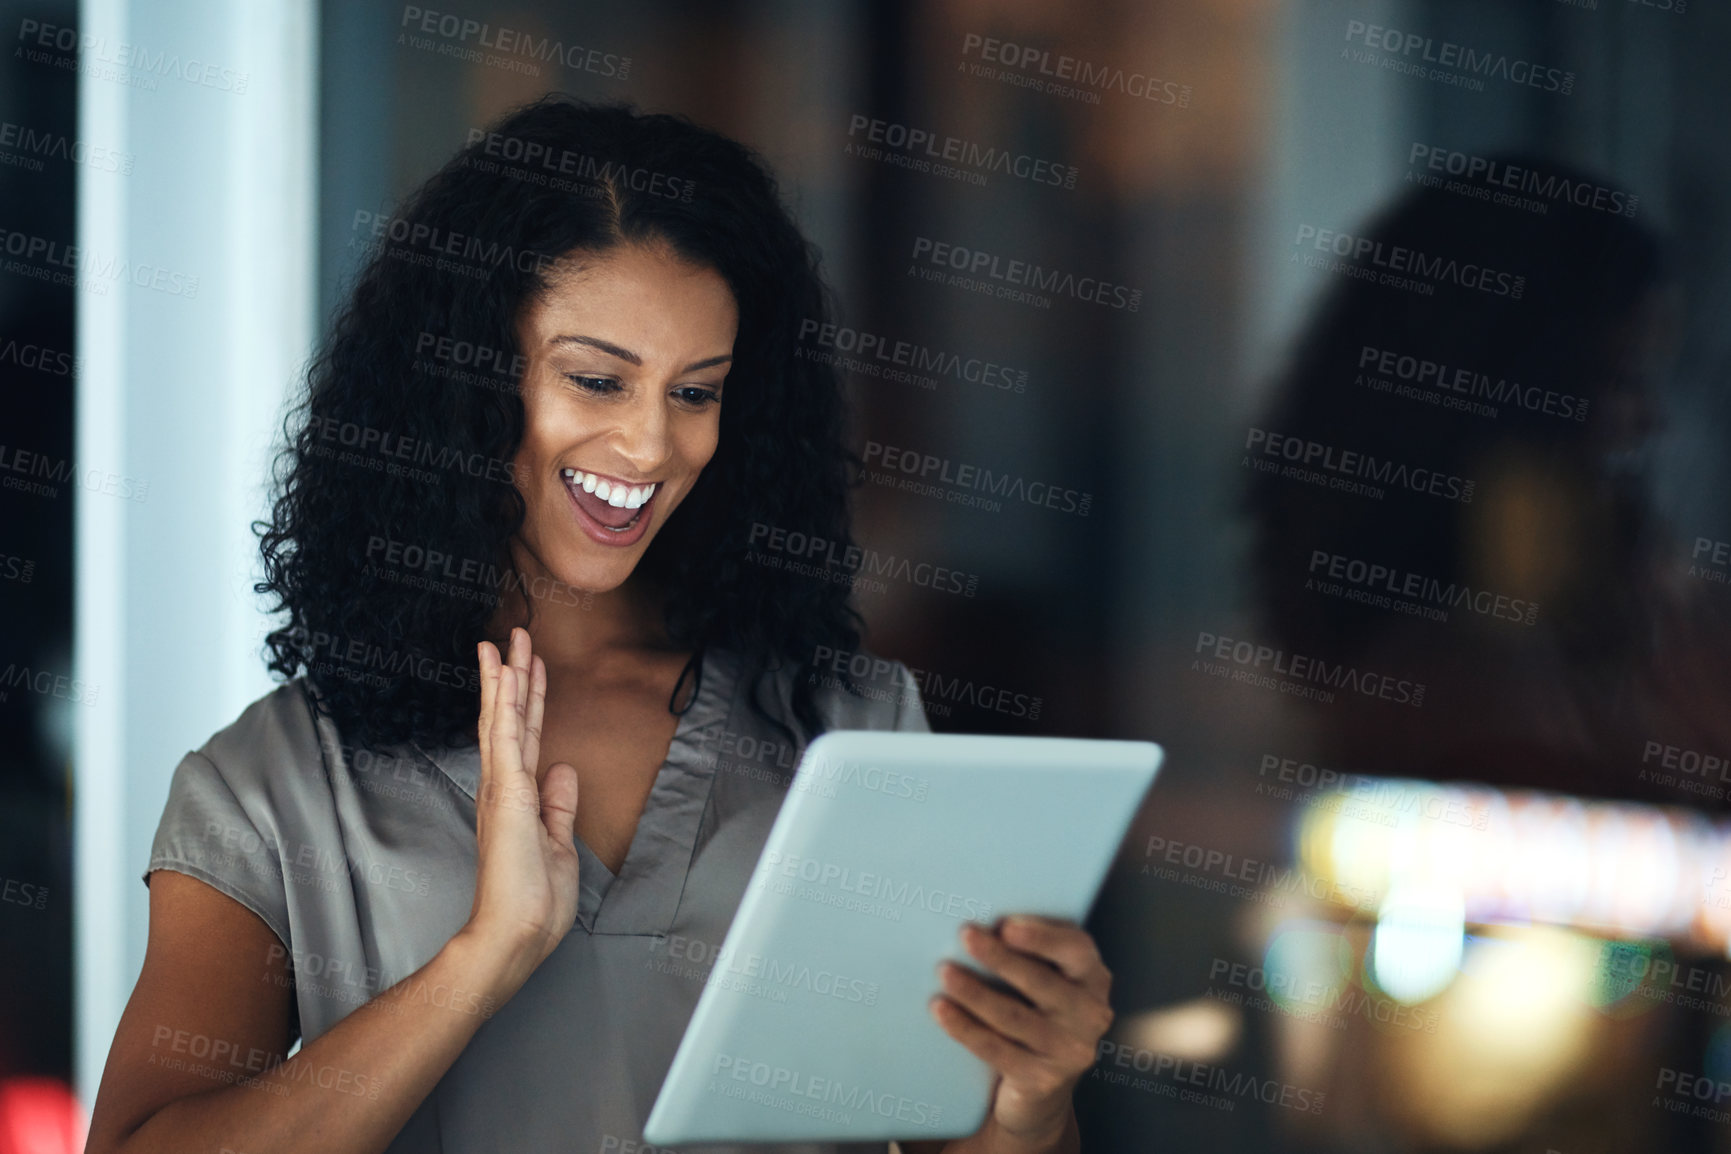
[560,467,661,547]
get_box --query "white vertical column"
[74,0,317,1104]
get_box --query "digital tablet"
[642,730,1162,1146]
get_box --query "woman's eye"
[675,386,721,407]
[565,374,621,394]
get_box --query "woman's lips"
[562,471,657,547]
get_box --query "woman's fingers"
[539,761,579,844]
[523,653,547,781]
[928,995,1050,1087]
[507,627,532,714]
[954,924,1075,1016]
[477,640,500,747]
[489,653,528,789]
[476,640,501,831]
[994,917,1113,1003]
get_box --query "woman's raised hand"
[464,627,582,985]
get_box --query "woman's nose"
[607,391,672,472]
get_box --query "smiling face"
[508,240,737,595]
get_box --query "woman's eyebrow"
[549,334,732,373]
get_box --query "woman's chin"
[546,549,645,597]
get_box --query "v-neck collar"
[412,647,739,936]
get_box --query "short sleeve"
[891,661,932,733]
[145,749,293,951]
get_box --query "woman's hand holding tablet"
[926,914,1111,1150]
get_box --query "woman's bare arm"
[84,869,524,1154]
[87,630,579,1154]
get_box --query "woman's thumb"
[539,761,579,842]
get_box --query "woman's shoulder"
[156,676,340,855]
[146,677,330,950]
[193,676,328,793]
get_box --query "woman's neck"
[484,549,677,669]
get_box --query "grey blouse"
[144,646,932,1154]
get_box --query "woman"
[85,97,1113,1154]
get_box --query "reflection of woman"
[86,99,1110,1154]
[1245,158,1731,806]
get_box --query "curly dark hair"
[256,95,866,752]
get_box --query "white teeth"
[563,469,659,510]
